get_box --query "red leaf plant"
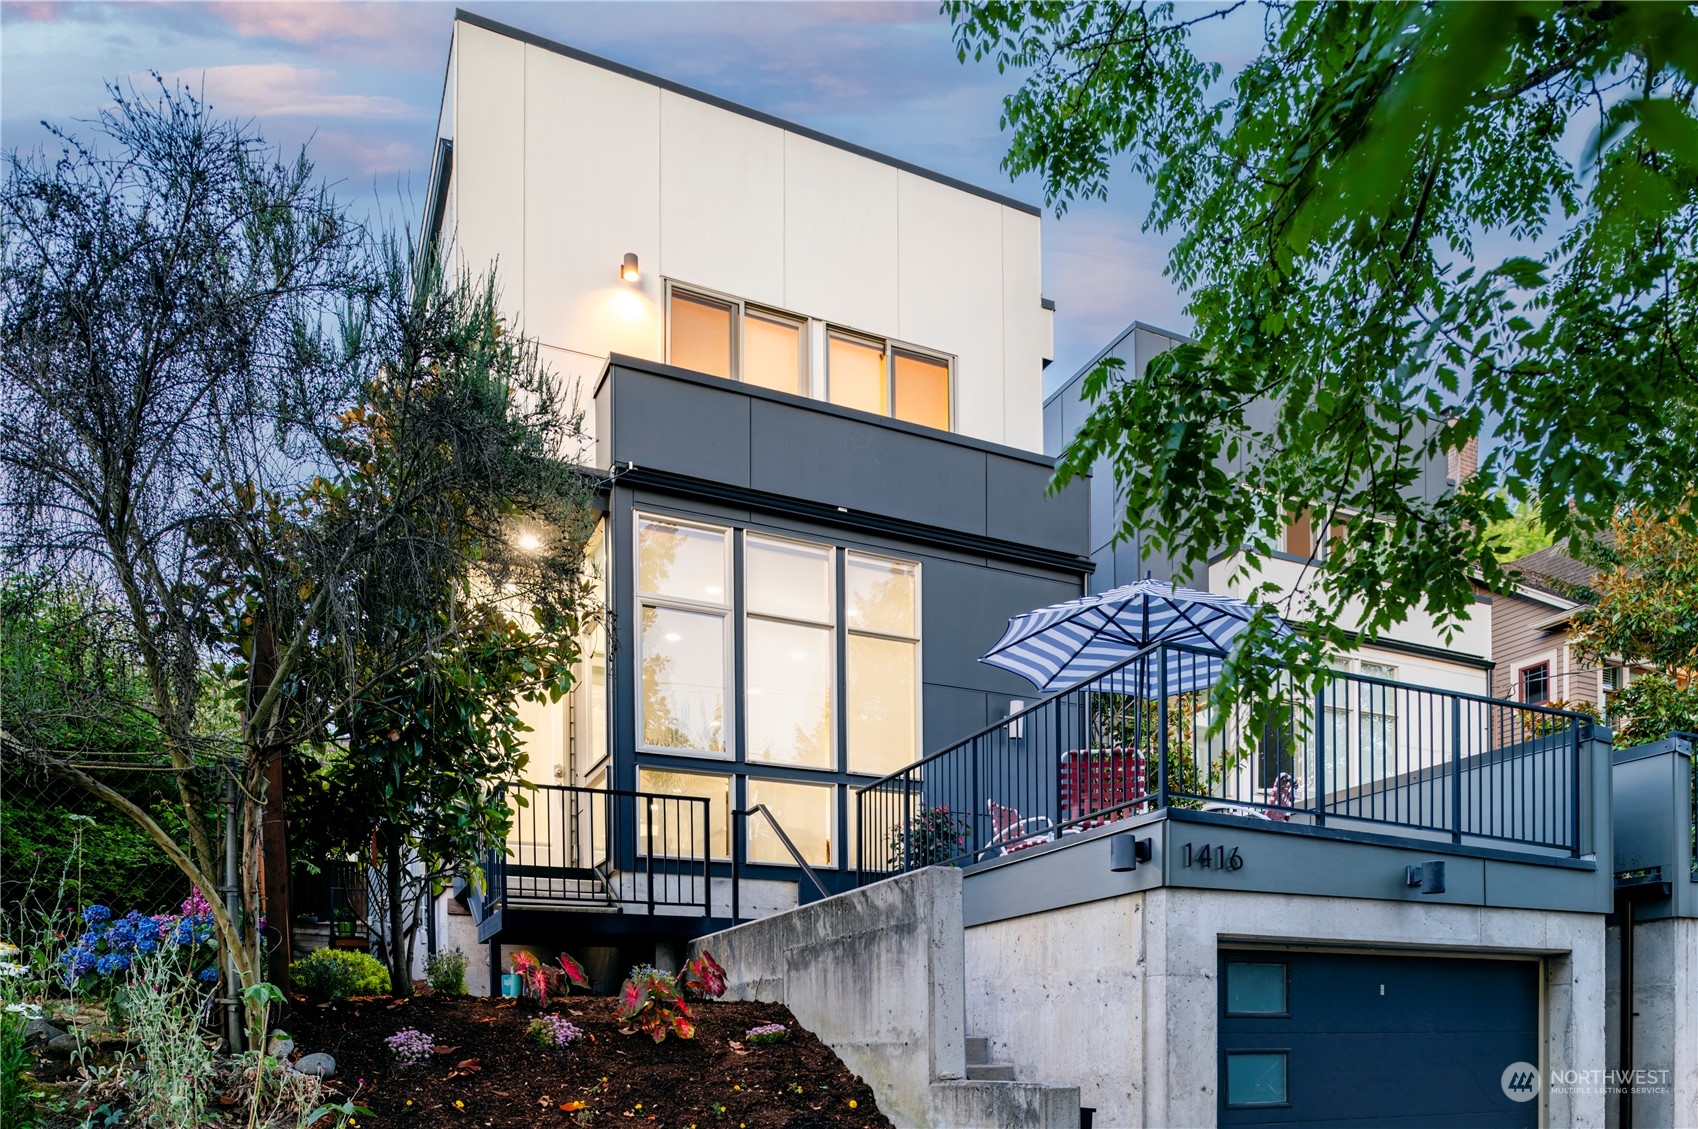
[511,949,592,1006]
[681,950,727,999]
[614,966,697,1043]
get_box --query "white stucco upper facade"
[431,15,1053,453]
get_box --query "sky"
[0,1,1244,391]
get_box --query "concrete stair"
[964,1034,1017,1082]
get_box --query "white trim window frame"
[844,550,924,777]
[825,325,955,431]
[663,280,809,396]
[633,511,734,759]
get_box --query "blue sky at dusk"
[1,1,1245,388]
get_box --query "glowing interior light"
[518,532,542,551]
[664,632,683,642]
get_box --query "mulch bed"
[284,991,892,1129]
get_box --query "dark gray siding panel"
[748,398,988,536]
[921,558,1084,693]
[612,370,752,488]
[921,684,991,761]
[985,454,1089,556]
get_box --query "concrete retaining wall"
[691,868,967,1128]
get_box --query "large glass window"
[746,778,835,866]
[637,768,730,859]
[574,521,609,780]
[1358,662,1398,781]
[637,515,730,755]
[745,536,834,769]
[847,553,919,776]
[668,291,734,380]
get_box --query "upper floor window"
[828,332,951,431]
[667,285,805,395]
[665,281,953,432]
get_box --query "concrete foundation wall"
[1607,917,1698,1129]
[691,868,967,1129]
[966,888,1608,1128]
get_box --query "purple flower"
[385,1027,435,1066]
[527,1013,584,1049]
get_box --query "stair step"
[965,1063,1016,1082]
[965,1035,991,1064]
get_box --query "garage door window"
[1225,1052,1288,1107]
[1226,962,1287,1016]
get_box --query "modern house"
[420,11,1090,989]
[403,13,1645,1128]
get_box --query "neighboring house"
[1490,538,1642,718]
[414,11,1091,990]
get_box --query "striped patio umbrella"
[979,577,1287,694]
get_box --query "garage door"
[1218,949,1540,1128]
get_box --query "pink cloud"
[150,63,426,120]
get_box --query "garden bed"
[283,991,891,1129]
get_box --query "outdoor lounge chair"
[982,799,1055,857]
[1060,748,1149,829]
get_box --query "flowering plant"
[615,966,694,1043]
[526,1013,585,1049]
[59,891,218,988]
[510,950,590,1005]
[385,1027,435,1066]
[744,1023,788,1045]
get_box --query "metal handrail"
[852,637,1592,797]
[731,804,829,924]
[855,639,1593,877]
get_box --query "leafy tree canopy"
[952,1,1698,702]
[1485,495,1555,564]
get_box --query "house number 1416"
[1182,843,1244,870]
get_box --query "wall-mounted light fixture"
[620,252,640,283]
[1110,834,1154,872]
[1405,861,1447,895]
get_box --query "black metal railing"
[483,784,711,917]
[855,642,1591,877]
[730,804,830,924]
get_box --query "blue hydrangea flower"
[81,905,111,926]
[197,966,219,984]
[94,952,129,975]
[173,920,198,946]
[107,920,136,949]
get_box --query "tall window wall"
[632,511,922,871]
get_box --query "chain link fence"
[0,756,219,931]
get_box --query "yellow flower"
[849,1100,858,1109]
[635,1105,642,1111]
[454,1100,465,1110]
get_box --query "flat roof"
[454,9,1043,218]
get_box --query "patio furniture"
[1060,748,1149,828]
[1265,772,1297,822]
[983,799,1055,858]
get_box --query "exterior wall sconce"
[1110,834,1154,872]
[620,252,640,283]
[1006,699,1025,740]
[1405,861,1446,894]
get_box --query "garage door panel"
[1219,950,1539,1129]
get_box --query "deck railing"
[484,784,711,917]
[855,641,1591,878]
